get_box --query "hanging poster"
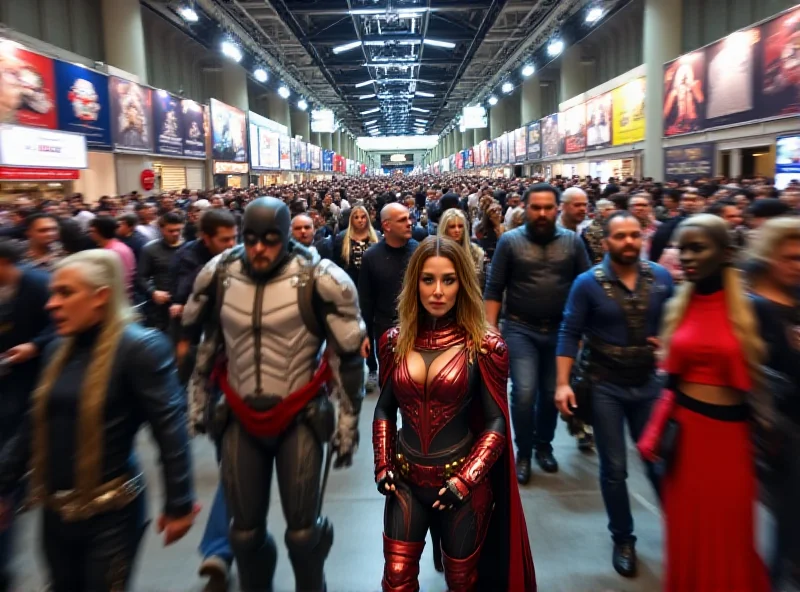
[612,78,645,145]
[514,127,527,162]
[527,122,541,161]
[705,28,759,127]
[280,135,292,170]
[0,43,57,128]
[586,92,612,149]
[298,140,308,170]
[663,50,706,136]
[54,61,111,148]
[153,90,183,156]
[758,6,800,119]
[561,103,586,154]
[775,134,800,190]
[455,151,464,170]
[487,140,494,166]
[541,114,560,158]
[109,76,153,152]
[499,133,508,164]
[210,98,247,162]
[663,142,715,181]
[181,100,206,158]
[480,140,489,167]
[258,129,280,169]
[311,145,321,170]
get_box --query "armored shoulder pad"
[479,329,508,359]
[314,259,366,354]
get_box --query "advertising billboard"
[249,111,281,169]
[527,122,541,160]
[705,28,759,127]
[279,135,292,170]
[585,92,612,149]
[759,6,800,119]
[311,144,321,170]
[561,103,586,154]
[775,135,800,190]
[541,114,560,158]
[153,90,184,156]
[210,98,247,162]
[612,78,645,145]
[0,43,57,128]
[109,77,153,152]
[0,125,87,169]
[664,142,715,181]
[311,109,335,133]
[462,105,488,129]
[514,127,527,162]
[54,61,111,148]
[663,50,707,136]
[182,100,206,158]
[499,133,509,164]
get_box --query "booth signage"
[0,125,87,169]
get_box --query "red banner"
[0,166,79,180]
[0,43,58,129]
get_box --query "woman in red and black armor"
[372,236,535,592]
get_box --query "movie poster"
[758,6,800,119]
[515,127,527,162]
[153,90,183,156]
[0,44,57,128]
[664,142,715,181]
[109,76,153,152]
[54,60,111,148]
[210,98,247,162]
[775,134,800,190]
[487,140,494,166]
[663,50,706,136]
[561,103,586,153]
[455,151,464,170]
[705,28,759,127]
[181,100,205,158]
[541,114,560,158]
[612,78,645,145]
[499,133,509,163]
[586,92,612,149]
[258,129,279,169]
[527,122,541,160]
[298,140,308,170]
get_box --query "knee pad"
[284,517,333,557]
[229,525,266,553]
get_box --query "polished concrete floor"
[10,396,669,592]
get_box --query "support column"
[461,129,473,151]
[101,0,147,81]
[560,43,583,102]
[729,148,742,178]
[267,94,291,135]
[310,131,322,148]
[334,130,342,154]
[474,127,489,143]
[504,93,522,131]
[521,75,542,125]
[291,109,310,141]
[489,101,507,139]
[644,0,683,179]
[220,62,249,113]
[321,133,333,151]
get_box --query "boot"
[382,534,425,592]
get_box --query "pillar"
[489,101,507,139]
[729,148,742,178]
[461,129,472,151]
[310,131,322,148]
[643,0,683,179]
[101,0,147,81]
[220,62,249,113]
[267,94,291,134]
[503,92,522,132]
[321,133,333,151]
[521,75,542,125]
[334,130,342,154]
[474,127,489,143]
[291,109,310,141]
[560,43,583,102]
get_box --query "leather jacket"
[484,226,591,326]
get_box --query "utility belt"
[44,472,145,523]
[585,337,656,387]
[395,432,474,489]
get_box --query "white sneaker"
[199,555,229,592]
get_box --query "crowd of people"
[0,171,797,592]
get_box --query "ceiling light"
[415,91,434,98]
[358,93,376,99]
[502,82,514,94]
[221,40,242,62]
[297,98,308,111]
[178,6,199,22]
[350,8,384,15]
[361,107,380,115]
[254,68,268,82]
[278,86,290,99]
[522,64,535,77]
[423,39,456,49]
[355,80,374,88]
[586,7,604,23]
[364,119,379,126]
[488,95,498,105]
[415,118,428,123]
[547,39,564,57]
[397,7,429,14]
[365,62,421,68]
[410,107,429,113]
[333,41,362,54]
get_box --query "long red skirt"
[663,396,770,592]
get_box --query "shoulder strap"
[592,261,654,345]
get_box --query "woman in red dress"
[372,236,535,592]
[641,214,770,591]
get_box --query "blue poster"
[54,60,112,149]
[776,135,800,190]
[153,91,184,156]
[181,100,206,158]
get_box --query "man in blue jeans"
[555,211,672,578]
[485,183,590,485]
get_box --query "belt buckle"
[443,457,465,479]
[395,453,410,478]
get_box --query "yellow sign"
[612,77,646,146]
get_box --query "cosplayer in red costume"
[372,236,535,592]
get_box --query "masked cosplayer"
[183,197,366,592]
[373,236,536,592]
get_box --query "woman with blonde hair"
[373,236,535,592]
[438,207,486,289]
[638,214,769,591]
[330,204,380,286]
[0,250,197,591]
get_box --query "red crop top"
[664,290,752,392]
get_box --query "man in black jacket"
[138,211,185,334]
[648,189,705,263]
[0,241,53,592]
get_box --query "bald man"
[558,187,589,232]
[291,214,315,247]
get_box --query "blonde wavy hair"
[395,236,486,360]
[660,214,764,384]
[437,208,484,268]
[746,216,800,283]
[341,205,379,266]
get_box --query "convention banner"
[612,78,645,145]
[455,150,464,170]
[775,135,800,190]
[514,127,527,162]
[757,6,800,119]
[541,114,560,158]
[705,27,760,127]
[279,135,291,170]
[311,145,321,170]
[663,142,715,181]
[323,149,333,171]
[109,76,153,152]
[586,92,612,149]
[210,98,247,162]
[298,140,308,170]
[181,100,206,158]
[153,90,183,156]
[527,122,541,160]
[663,50,707,136]
[561,103,586,154]
[54,60,111,148]
[0,44,57,128]
[473,144,481,167]
[499,133,509,164]
[449,154,456,171]
[487,140,494,166]
[257,129,279,169]
[467,148,474,169]
[480,140,489,167]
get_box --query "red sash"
[212,357,332,437]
